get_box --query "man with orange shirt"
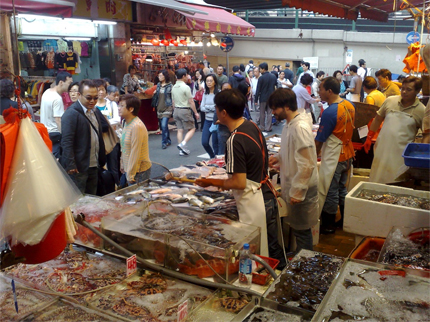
[315,77,355,234]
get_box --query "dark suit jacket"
[255,71,278,103]
[61,101,106,172]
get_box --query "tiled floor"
[314,229,356,258]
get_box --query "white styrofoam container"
[344,182,430,238]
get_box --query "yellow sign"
[216,22,221,32]
[192,19,197,28]
[236,26,241,35]
[227,24,231,33]
[204,21,210,31]
[74,0,132,21]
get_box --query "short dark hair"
[375,69,392,80]
[78,79,97,94]
[107,85,119,94]
[221,82,231,89]
[321,77,340,95]
[402,76,423,92]
[214,89,246,120]
[316,71,325,78]
[363,76,378,90]
[237,81,250,97]
[333,70,343,77]
[358,59,366,67]
[218,64,224,68]
[249,60,253,64]
[103,77,111,84]
[232,65,240,72]
[0,78,15,98]
[176,68,187,79]
[119,94,141,116]
[349,65,358,73]
[300,73,314,86]
[259,62,268,71]
[239,64,245,72]
[196,68,205,78]
[303,62,310,69]
[268,88,297,112]
[56,71,72,85]
[128,65,137,73]
[285,62,290,67]
[204,74,219,95]
[93,79,107,90]
[68,81,79,92]
[158,69,170,83]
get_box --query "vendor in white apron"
[315,77,356,235]
[268,88,319,253]
[364,76,425,184]
[196,89,285,265]
[345,65,362,103]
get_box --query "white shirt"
[251,76,259,95]
[357,67,367,81]
[99,98,120,126]
[40,88,64,133]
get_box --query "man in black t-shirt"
[196,89,286,269]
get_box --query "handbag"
[194,89,203,102]
[103,121,119,154]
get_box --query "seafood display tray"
[377,226,430,273]
[402,143,430,168]
[231,297,313,322]
[344,182,430,238]
[349,237,385,262]
[102,208,261,282]
[263,250,344,313]
[311,259,430,321]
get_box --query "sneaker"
[162,144,167,149]
[177,142,190,155]
[179,150,185,156]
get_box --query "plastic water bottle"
[239,243,252,288]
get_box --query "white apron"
[369,110,417,184]
[232,179,268,257]
[317,134,343,215]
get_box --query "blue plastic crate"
[402,143,430,168]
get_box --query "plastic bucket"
[11,211,67,264]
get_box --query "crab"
[213,297,249,313]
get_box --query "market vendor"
[364,76,425,183]
[195,89,285,268]
[120,65,144,95]
[268,88,319,253]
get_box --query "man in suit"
[61,79,106,194]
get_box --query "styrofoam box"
[344,182,430,238]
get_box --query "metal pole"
[245,9,249,22]
[352,20,356,31]
[295,9,299,29]
[12,0,21,75]
[226,51,229,75]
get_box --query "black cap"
[249,60,253,64]
[359,59,366,65]
[233,65,240,72]
[285,62,290,67]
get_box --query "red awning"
[0,0,73,18]
[178,4,256,37]
[282,0,429,22]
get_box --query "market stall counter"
[136,92,159,131]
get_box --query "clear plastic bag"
[0,117,81,246]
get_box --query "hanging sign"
[345,49,353,64]
[220,36,234,52]
[406,31,420,44]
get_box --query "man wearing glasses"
[61,79,106,194]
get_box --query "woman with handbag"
[151,70,173,150]
[200,74,219,159]
[193,69,205,131]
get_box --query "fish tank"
[311,259,430,321]
[70,195,145,249]
[101,202,261,283]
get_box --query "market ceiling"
[203,0,430,22]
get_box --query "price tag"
[177,299,188,322]
[358,125,369,139]
[126,254,137,277]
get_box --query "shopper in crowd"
[251,66,260,113]
[152,70,173,150]
[195,89,286,269]
[346,65,362,102]
[268,88,319,253]
[294,61,305,84]
[61,79,106,194]
[293,73,320,126]
[103,77,111,86]
[357,59,368,101]
[375,69,401,98]
[316,76,355,234]
[68,82,80,105]
[40,71,73,159]
[229,65,247,89]
[200,74,219,159]
[297,62,314,86]
[237,81,252,121]
[167,65,176,86]
[0,78,18,117]
[172,68,199,156]
[255,62,277,132]
[193,69,205,130]
[106,85,120,107]
[283,62,294,85]
[364,76,424,184]
[239,64,247,78]
[246,69,254,110]
[333,70,348,98]
[277,70,292,88]
[94,79,108,111]
[363,77,386,107]
[119,94,151,185]
[216,82,232,155]
[245,60,254,74]
[215,64,228,90]
[311,71,325,123]
[17,80,34,120]
[121,65,143,95]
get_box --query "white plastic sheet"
[0,117,81,246]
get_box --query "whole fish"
[189,198,204,208]
[155,193,183,201]
[199,196,215,204]
[172,197,189,204]
[149,188,172,195]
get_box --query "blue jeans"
[217,124,230,155]
[69,167,98,195]
[201,119,219,158]
[323,159,352,214]
[265,198,287,269]
[159,117,171,146]
[49,132,61,159]
[292,228,313,254]
[106,143,120,185]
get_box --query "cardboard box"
[344,182,430,238]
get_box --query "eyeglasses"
[84,96,99,101]
[69,90,79,93]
